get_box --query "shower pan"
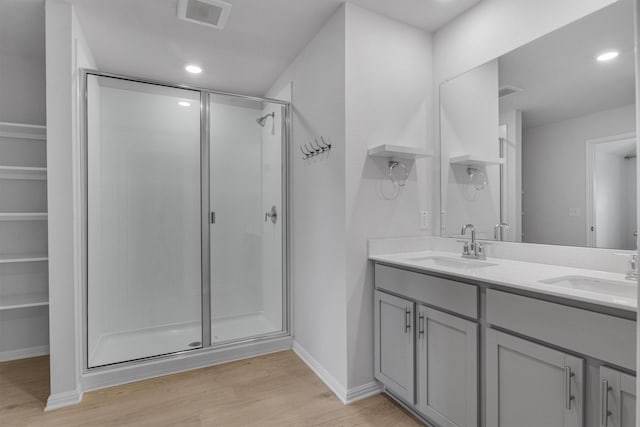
[84,72,289,369]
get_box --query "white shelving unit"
[368,144,433,160]
[449,154,504,167]
[0,122,49,362]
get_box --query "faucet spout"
[461,224,476,244]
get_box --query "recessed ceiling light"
[597,51,619,62]
[178,101,191,107]
[185,64,202,74]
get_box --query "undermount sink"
[404,255,498,269]
[539,275,636,299]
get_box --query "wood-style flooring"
[0,350,422,426]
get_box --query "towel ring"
[388,161,409,187]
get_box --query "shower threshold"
[89,312,280,368]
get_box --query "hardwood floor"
[1,350,422,426]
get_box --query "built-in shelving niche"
[0,122,49,362]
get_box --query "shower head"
[256,112,275,127]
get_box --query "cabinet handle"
[601,379,612,426]
[405,308,411,333]
[418,313,425,338]
[564,366,575,410]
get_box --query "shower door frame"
[80,70,291,372]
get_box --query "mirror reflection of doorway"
[586,133,637,249]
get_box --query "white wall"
[45,0,95,409]
[267,5,349,394]
[595,151,628,248]
[432,0,621,234]
[267,2,433,398]
[344,2,432,390]
[0,53,46,125]
[499,110,523,241]
[522,104,635,246]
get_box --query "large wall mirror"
[440,0,636,249]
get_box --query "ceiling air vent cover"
[177,0,232,30]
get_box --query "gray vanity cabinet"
[374,290,415,404]
[600,366,636,427]
[416,305,478,427]
[486,328,585,427]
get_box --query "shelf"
[0,293,49,311]
[0,166,47,181]
[0,213,47,221]
[368,144,433,160]
[0,122,46,141]
[449,155,505,167]
[0,254,48,264]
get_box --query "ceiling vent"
[498,85,523,98]
[177,0,232,30]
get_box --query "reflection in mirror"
[440,0,636,249]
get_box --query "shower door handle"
[265,205,278,224]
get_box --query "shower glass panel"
[87,75,202,367]
[209,95,284,343]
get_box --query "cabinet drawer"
[375,264,478,319]
[486,289,636,371]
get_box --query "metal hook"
[304,144,317,155]
[300,145,312,159]
[320,136,332,149]
[311,139,324,152]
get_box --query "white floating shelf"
[0,166,47,181]
[0,213,48,221]
[0,254,48,264]
[0,122,46,141]
[368,144,433,160]
[0,293,49,311]
[449,155,505,167]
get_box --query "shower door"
[208,94,285,343]
[86,75,203,367]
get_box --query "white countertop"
[370,250,637,313]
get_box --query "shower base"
[89,312,280,368]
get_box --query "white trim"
[81,336,292,392]
[0,122,46,141]
[0,345,49,362]
[345,381,381,403]
[45,389,83,411]
[292,341,380,404]
[585,132,636,247]
[292,341,348,403]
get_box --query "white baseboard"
[292,341,380,405]
[0,345,49,362]
[345,380,381,403]
[45,389,83,411]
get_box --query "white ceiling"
[499,0,634,129]
[69,0,480,97]
[0,0,44,59]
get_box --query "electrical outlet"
[420,211,429,230]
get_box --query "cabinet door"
[374,290,415,404]
[486,328,584,427]
[416,305,478,427]
[600,366,636,427]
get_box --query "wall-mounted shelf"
[368,144,433,160]
[0,254,48,264]
[0,293,49,311]
[0,213,48,221]
[0,122,46,141]
[0,166,47,181]
[449,155,504,167]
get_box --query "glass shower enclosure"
[84,72,288,368]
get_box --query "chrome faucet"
[494,222,510,241]
[626,255,638,281]
[461,224,485,260]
